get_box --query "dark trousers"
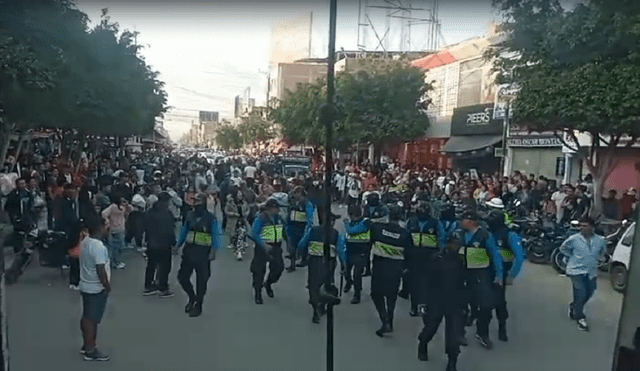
[493,261,512,323]
[345,248,368,294]
[317,205,325,226]
[178,246,211,304]
[286,226,306,263]
[409,258,435,312]
[371,258,403,322]
[125,211,145,247]
[569,274,597,320]
[419,304,463,356]
[69,257,80,286]
[308,256,336,306]
[467,269,497,338]
[250,245,284,290]
[145,249,172,291]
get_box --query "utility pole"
[321,1,338,371]
[266,73,271,116]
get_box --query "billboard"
[451,103,503,136]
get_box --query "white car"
[610,222,636,293]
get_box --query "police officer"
[486,210,524,342]
[370,204,414,337]
[176,193,220,317]
[342,205,371,304]
[459,211,503,349]
[298,213,346,323]
[417,235,466,371]
[406,201,446,316]
[440,203,460,239]
[250,199,286,305]
[363,193,389,277]
[285,186,314,272]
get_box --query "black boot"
[189,302,202,317]
[398,290,409,300]
[265,283,274,298]
[446,354,458,371]
[296,259,308,268]
[387,314,394,332]
[375,318,391,337]
[185,300,195,313]
[312,307,321,324]
[409,307,419,317]
[343,282,352,293]
[498,322,508,342]
[286,265,296,273]
[351,292,361,304]
[254,289,263,305]
[418,341,429,361]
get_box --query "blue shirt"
[251,213,285,251]
[491,230,525,278]
[418,219,447,250]
[559,232,606,279]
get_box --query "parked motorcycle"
[527,218,575,264]
[5,229,67,284]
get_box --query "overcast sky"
[75,0,500,140]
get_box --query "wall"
[277,62,326,98]
[424,115,452,138]
[604,148,640,195]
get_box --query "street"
[6,208,623,371]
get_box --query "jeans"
[569,274,597,320]
[108,231,125,265]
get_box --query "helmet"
[366,192,380,207]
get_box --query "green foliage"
[271,57,431,149]
[215,124,242,151]
[0,0,167,137]
[237,112,276,145]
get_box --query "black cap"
[158,192,172,201]
[461,210,478,221]
[265,199,280,209]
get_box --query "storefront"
[507,135,564,180]
[441,103,502,174]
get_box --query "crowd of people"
[2,147,634,368]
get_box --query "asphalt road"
[6,207,624,371]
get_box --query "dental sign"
[451,103,503,136]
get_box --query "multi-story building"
[275,58,327,101]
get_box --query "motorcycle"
[5,229,67,284]
[527,218,574,264]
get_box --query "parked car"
[610,222,636,293]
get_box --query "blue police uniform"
[250,211,286,303]
[341,217,372,303]
[285,197,314,270]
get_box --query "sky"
[75,0,501,140]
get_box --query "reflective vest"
[260,214,284,244]
[459,229,491,269]
[289,201,308,223]
[309,241,336,257]
[347,230,371,243]
[185,212,214,248]
[412,232,438,248]
[495,230,515,263]
[372,241,404,260]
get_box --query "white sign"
[507,137,563,147]
[467,108,494,126]
[493,101,514,120]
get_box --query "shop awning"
[440,135,502,153]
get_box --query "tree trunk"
[10,133,26,174]
[0,123,11,170]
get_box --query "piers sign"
[451,103,503,136]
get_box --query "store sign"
[451,103,503,136]
[556,157,565,177]
[507,137,563,147]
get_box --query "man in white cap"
[486,198,513,227]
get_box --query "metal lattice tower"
[357,0,440,54]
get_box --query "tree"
[215,124,242,151]
[488,0,640,217]
[0,1,167,164]
[237,112,276,146]
[271,57,431,154]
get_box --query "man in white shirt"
[79,216,111,361]
[244,162,257,188]
[551,185,568,222]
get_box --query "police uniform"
[363,194,389,277]
[487,211,524,342]
[342,205,371,304]
[405,205,446,315]
[417,236,466,371]
[250,199,286,304]
[459,211,503,348]
[298,219,346,323]
[285,190,314,271]
[176,196,220,317]
[370,206,414,337]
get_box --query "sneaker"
[475,334,494,350]
[143,288,159,296]
[80,346,86,355]
[114,262,126,269]
[83,349,110,361]
[159,290,174,298]
[577,319,589,331]
[62,265,70,270]
[69,284,80,291]
[137,247,146,252]
[227,244,234,249]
